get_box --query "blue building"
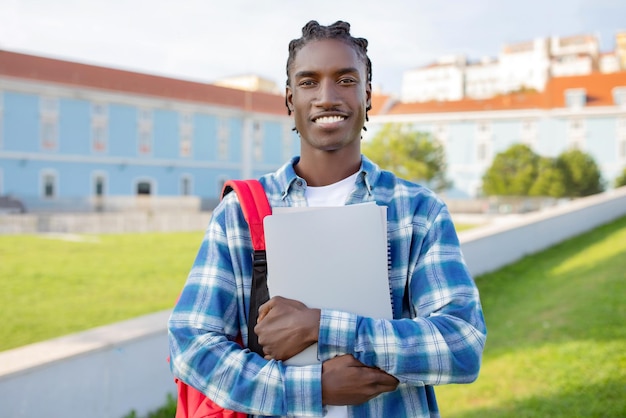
[0,50,298,212]
[368,72,626,198]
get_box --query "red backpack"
[173,179,271,418]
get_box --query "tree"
[482,144,540,196]
[614,167,626,188]
[362,124,451,192]
[556,149,604,197]
[529,157,567,197]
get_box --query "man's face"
[286,39,372,153]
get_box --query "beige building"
[402,32,625,103]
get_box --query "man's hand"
[322,354,399,405]
[255,296,321,361]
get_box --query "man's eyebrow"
[294,67,361,79]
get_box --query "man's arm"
[317,204,486,386]
[168,201,324,417]
[255,297,399,405]
[255,203,486,388]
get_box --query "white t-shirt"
[297,172,358,418]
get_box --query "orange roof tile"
[383,71,626,115]
[0,50,288,116]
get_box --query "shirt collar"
[275,155,381,200]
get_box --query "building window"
[477,140,490,163]
[136,181,152,195]
[93,173,106,196]
[433,123,448,147]
[476,121,492,138]
[568,118,585,149]
[253,120,263,162]
[218,117,229,160]
[0,91,4,149]
[475,121,492,163]
[520,119,537,147]
[282,124,294,161]
[180,175,192,196]
[138,108,153,155]
[139,131,152,155]
[612,87,626,107]
[217,176,228,196]
[40,96,59,151]
[618,136,626,162]
[41,171,57,198]
[618,117,626,133]
[91,102,108,153]
[565,88,586,109]
[617,118,626,163]
[179,112,194,157]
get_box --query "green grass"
[3,217,625,417]
[436,215,626,417]
[0,231,204,351]
[455,223,476,232]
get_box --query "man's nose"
[315,79,341,108]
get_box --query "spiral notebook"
[263,202,392,366]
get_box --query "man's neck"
[295,149,361,187]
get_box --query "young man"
[168,20,486,417]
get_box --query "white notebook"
[263,202,392,366]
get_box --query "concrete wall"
[1,187,625,418]
[0,211,212,234]
[458,186,626,277]
[0,311,173,418]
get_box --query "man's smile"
[312,115,347,127]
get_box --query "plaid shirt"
[168,156,486,417]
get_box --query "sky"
[1,0,625,97]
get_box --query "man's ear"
[365,82,372,111]
[285,85,294,113]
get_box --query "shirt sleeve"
[316,201,487,387]
[168,200,324,416]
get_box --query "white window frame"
[138,108,153,155]
[282,123,294,161]
[218,117,230,160]
[0,90,3,150]
[612,87,626,108]
[179,112,193,157]
[618,135,626,164]
[40,96,59,151]
[520,119,538,148]
[433,122,449,147]
[91,102,108,153]
[565,88,586,110]
[568,118,586,150]
[475,121,492,164]
[252,120,264,162]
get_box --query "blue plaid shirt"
[168,156,486,417]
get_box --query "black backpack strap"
[221,180,271,357]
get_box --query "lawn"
[0,231,204,351]
[3,216,625,417]
[436,215,626,417]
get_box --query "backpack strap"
[221,180,271,357]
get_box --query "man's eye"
[299,80,316,86]
[339,78,357,84]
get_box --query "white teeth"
[315,116,344,124]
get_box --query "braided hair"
[285,20,372,121]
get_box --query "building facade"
[0,50,298,212]
[370,72,626,198]
[402,32,626,103]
